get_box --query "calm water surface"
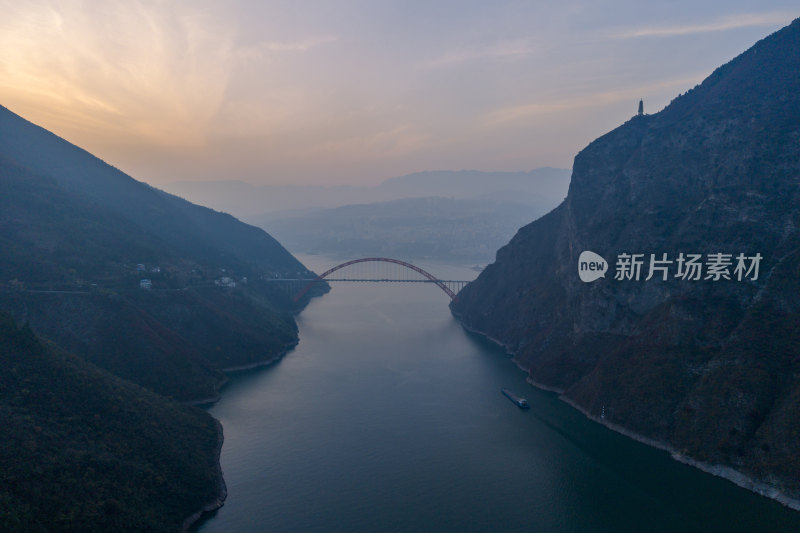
[199,256,800,532]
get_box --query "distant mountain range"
[164,167,571,217]
[453,18,800,507]
[166,168,571,263]
[252,196,545,263]
[0,104,325,529]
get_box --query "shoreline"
[185,341,299,406]
[559,395,800,512]
[218,340,297,373]
[455,315,800,513]
[181,419,228,532]
[180,339,299,529]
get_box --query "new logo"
[578,251,608,282]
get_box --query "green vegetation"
[0,113,322,400]
[0,101,327,529]
[0,311,222,532]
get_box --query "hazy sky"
[0,1,796,186]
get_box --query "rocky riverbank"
[458,315,800,512]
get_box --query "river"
[198,255,800,532]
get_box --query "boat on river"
[501,388,530,409]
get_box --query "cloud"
[0,1,235,148]
[236,35,339,61]
[0,1,343,151]
[610,11,795,39]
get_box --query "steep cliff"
[452,18,800,503]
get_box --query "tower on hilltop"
[637,99,644,116]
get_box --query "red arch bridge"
[266,258,470,302]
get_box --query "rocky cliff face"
[452,19,800,502]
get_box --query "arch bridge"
[278,257,470,302]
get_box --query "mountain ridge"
[162,167,571,217]
[253,195,548,262]
[0,104,320,400]
[452,17,800,505]
[0,104,325,529]
[0,104,305,273]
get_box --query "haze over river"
[199,255,800,532]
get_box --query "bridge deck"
[278,257,473,301]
